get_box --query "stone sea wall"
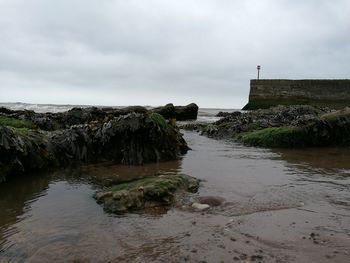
[243,79,350,110]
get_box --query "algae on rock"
[94,174,200,214]
[0,113,189,182]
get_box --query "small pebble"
[192,202,210,210]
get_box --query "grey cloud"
[0,0,349,108]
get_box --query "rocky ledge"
[94,174,200,214]
[0,112,189,182]
[0,103,198,131]
[183,105,350,148]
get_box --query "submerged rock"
[94,174,200,213]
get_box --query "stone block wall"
[243,79,350,110]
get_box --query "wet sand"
[1,131,350,262]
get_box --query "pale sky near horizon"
[0,0,349,108]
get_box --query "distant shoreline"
[0,102,238,115]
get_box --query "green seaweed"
[95,174,199,213]
[0,116,35,129]
[150,112,167,129]
[237,126,308,147]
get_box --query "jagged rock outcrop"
[0,113,189,182]
[183,105,350,148]
[1,103,198,131]
[200,105,329,139]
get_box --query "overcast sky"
[0,0,349,108]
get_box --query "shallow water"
[1,131,350,262]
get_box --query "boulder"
[152,103,199,121]
[152,103,176,119]
[94,174,200,213]
[174,103,199,121]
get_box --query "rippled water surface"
[1,131,350,262]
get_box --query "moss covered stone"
[94,174,199,214]
[236,108,350,147]
[237,127,308,147]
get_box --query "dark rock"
[0,105,150,131]
[0,113,189,182]
[152,103,199,121]
[216,111,242,118]
[174,103,199,121]
[198,196,225,206]
[0,107,16,115]
[0,104,198,131]
[216,111,230,117]
[152,103,176,119]
[0,126,51,182]
[199,105,350,148]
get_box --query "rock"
[199,105,350,148]
[198,196,225,206]
[152,103,199,121]
[0,113,189,182]
[152,103,176,119]
[215,111,240,118]
[191,202,210,211]
[174,103,199,121]
[94,174,200,213]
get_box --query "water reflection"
[0,173,50,252]
[79,159,182,185]
[0,159,182,260]
[273,147,350,177]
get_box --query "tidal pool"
[1,131,350,262]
